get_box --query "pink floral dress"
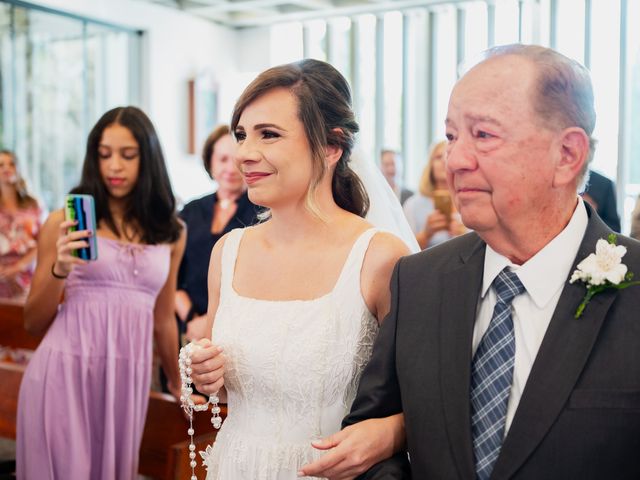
[0,205,42,299]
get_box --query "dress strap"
[332,228,379,296]
[219,228,245,298]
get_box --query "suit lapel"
[440,235,486,480]
[492,207,616,480]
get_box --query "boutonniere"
[569,234,640,318]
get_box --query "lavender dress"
[16,236,170,480]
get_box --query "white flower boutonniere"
[570,234,640,318]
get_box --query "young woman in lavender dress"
[16,106,186,480]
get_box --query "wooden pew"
[0,300,40,350]
[0,301,224,479]
[140,391,226,480]
[0,362,22,440]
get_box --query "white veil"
[350,149,420,254]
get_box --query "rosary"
[179,342,223,480]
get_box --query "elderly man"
[302,44,640,480]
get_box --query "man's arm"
[348,260,411,479]
[345,259,404,426]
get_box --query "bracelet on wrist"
[51,263,69,280]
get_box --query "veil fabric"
[350,149,420,254]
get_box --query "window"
[271,0,636,231]
[383,11,403,151]
[0,3,140,210]
[556,0,585,64]
[624,0,640,228]
[354,14,376,164]
[589,0,620,181]
[494,0,519,45]
[433,6,456,141]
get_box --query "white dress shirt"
[472,198,589,434]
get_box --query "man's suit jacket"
[346,203,640,479]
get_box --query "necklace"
[218,198,233,210]
[179,343,223,480]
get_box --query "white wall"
[28,0,239,204]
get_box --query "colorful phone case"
[64,194,98,261]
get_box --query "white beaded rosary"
[179,342,223,480]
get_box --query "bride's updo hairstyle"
[231,59,370,219]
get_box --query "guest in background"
[17,106,185,480]
[175,124,260,342]
[631,196,640,240]
[581,169,621,231]
[380,149,413,205]
[0,149,42,300]
[403,141,466,249]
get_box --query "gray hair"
[482,44,596,187]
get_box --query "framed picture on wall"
[188,71,218,154]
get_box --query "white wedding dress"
[200,227,380,479]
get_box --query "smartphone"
[64,194,98,261]
[433,190,453,222]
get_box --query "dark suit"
[583,170,621,232]
[400,188,413,206]
[347,203,640,479]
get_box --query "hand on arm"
[175,289,193,323]
[299,413,406,480]
[24,210,91,335]
[415,210,448,250]
[298,234,409,479]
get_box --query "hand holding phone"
[433,190,453,223]
[64,194,98,261]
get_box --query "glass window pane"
[538,0,552,47]
[14,9,86,208]
[556,0,585,64]
[86,25,132,127]
[494,0,519,45]
[625,0,640,230]
[304,19,327,61]
[328,17,351,82]
[464,1,488,66]
[383,11,402,151]
[0,5,139,210]
[354,14,376,164]
[0,3,11,148]
[520,0,538,44]
[434,6,456,140]
[403,9,429,189]
[589,0,620,181]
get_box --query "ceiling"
[136,0,458,29]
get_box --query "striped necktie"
[470,268,525,480]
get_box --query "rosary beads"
[179,342,223,480]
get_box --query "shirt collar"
[481,197,589,308]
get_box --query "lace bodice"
[201,227,379,480]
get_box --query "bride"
[190,58,418,479]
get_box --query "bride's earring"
[179,342,223,480]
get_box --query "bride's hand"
[189,338,225,395]
[298,414,405,480]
